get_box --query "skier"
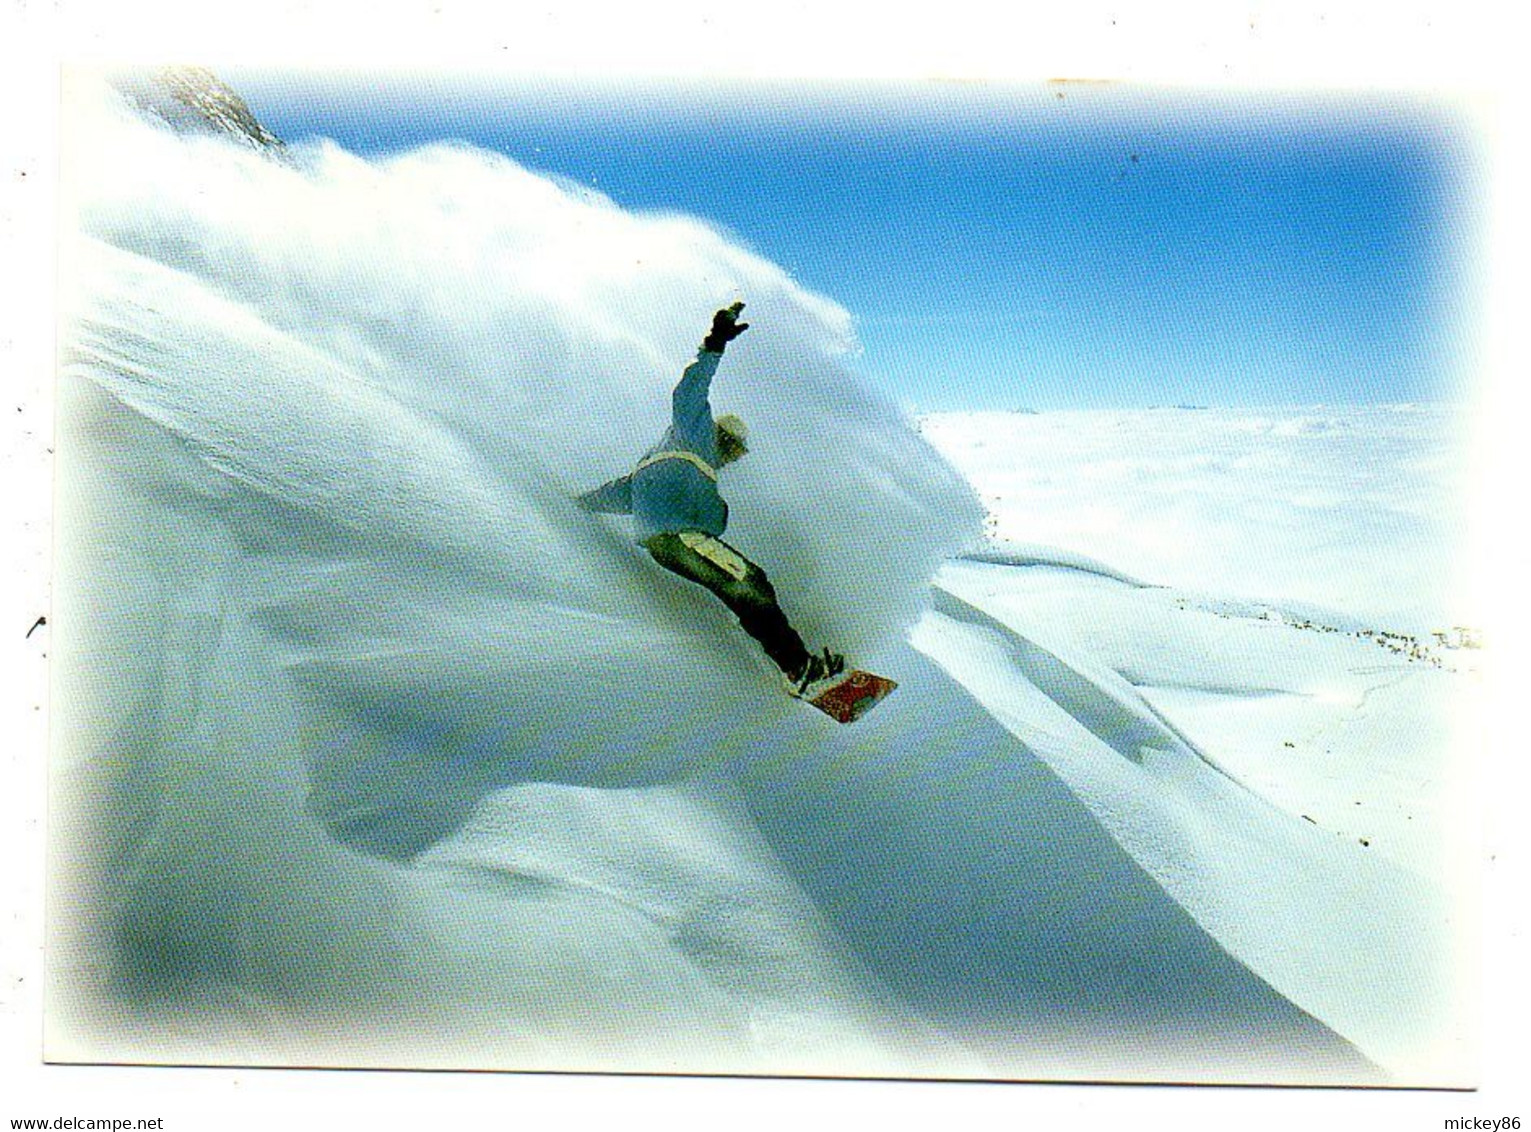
[578,302,845,696]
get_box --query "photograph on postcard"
[48,65,1483,1085]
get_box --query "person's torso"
[630,423,728,538]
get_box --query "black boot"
[789,648,845,697]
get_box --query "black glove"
[701,302,749,353]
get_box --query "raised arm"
[670,302,749,454]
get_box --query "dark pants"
[642,531,810,678]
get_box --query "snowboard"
[800,668,898,724]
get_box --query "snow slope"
[48,76,1464,1085]
[917,408,1480,1082]
[921,560,1472,1081]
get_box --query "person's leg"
[642,532,812,678]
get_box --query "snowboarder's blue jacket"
[578,348,729,539]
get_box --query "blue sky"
[229,72,1479,411]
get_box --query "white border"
[4,3,1524,1128]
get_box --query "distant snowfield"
[918,407,1482,1080]
[48,77,1479,1088]
[920,405,1479,635]
[920,405,1482,884]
